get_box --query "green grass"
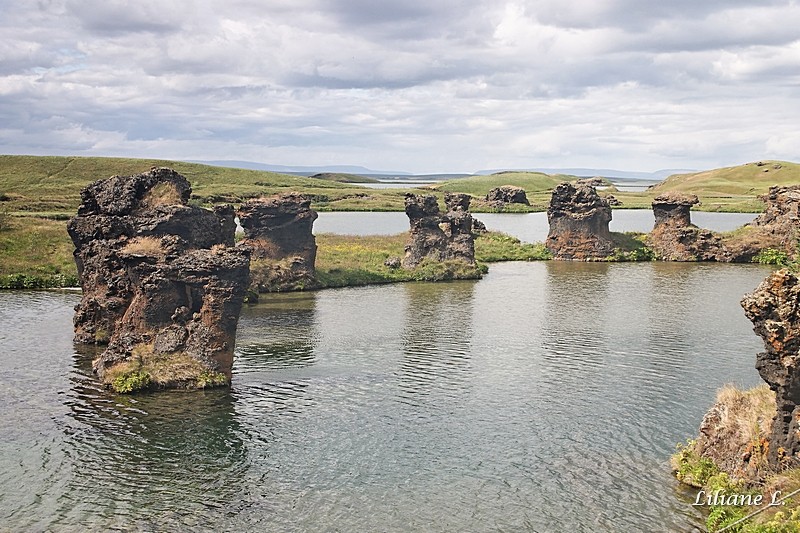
[313,230,553,289]
[0,215,76,287]
[2,155,796,216]
[609,232,657,261]
[0,155,409,214]
[431,171,569,211]
[621,160,800,213]
[314,233,485,287]
[474,232,552,261]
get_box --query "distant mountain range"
[189,159,695,181]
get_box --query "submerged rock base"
[68,168,250,392]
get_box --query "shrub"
[754,248,791,267]
[111,370,152,393]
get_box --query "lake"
[0,260,770,531]
[314,210,757,243]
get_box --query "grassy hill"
[653,160,800,194]
[639,160,800,211]
[431,171,571,210]
[0,155,415,213]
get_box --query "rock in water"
[485,186,529,206]
[67,168,250,391]
[237,193,318,292]
[647,192,725,261]
[741,269,800,467]
[545,182,614,260]
[402,193,476,268]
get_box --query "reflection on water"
[398,281,475,403]
[316,210,757,244]
[60,355,247,532]
[0,262,772,531]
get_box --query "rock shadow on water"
[59,345,248,531]
[396,280,477,404]
[540,261,612,378]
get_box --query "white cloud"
[0,0,798,172]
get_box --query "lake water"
[315,210,757,243]
[0,261,771,531]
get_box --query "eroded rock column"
[545,182,614,260]
[402,193,476,268]
[647,192,725,261]
[741,269,800,467]
[237,193,318,291]
[68,168,250,390]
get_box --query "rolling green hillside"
[653,161,800,195]
[634,160,800,211]
[0,155,409,213]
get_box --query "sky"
[2,0,800,174]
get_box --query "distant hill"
[433,171,568,196]
[474,167,694,181]
[651,160,800,196]
[309,172,379,184]
[189,160,412,176]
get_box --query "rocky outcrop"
[741,269,800,468]
[750,185,800,247]
[545,182,615,260]
[402,193,476,267]
[575,177,606,188]
[68,168,250,390]
[689,385,774,483]
[485,186,529,206]
[647,192,726,261]
[238,193,318,292]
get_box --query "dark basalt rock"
[575,177,606,188]
[653,192,698,227]
[68,167,250,389]
[237,193,318,292]
[647,192,725,261]
[485,185,529,206]
[545,182,614,260]
[402,192,476,267]
[750,185,800,245]
[741,269,800,467]
[646,187,798,262]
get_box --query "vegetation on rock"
[672,385,800,532]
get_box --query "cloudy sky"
[2,0,800,173]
